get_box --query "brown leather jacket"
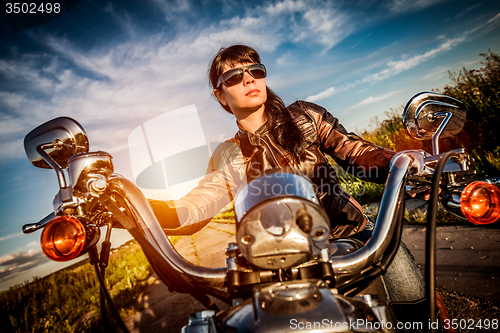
[153,100,395,237]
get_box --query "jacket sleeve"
[151,141,245,235]
[300,101,396,183]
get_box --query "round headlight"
[237,198,330,269]
[234,171,331,270]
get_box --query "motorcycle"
[21,92,500,332]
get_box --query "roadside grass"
[325,156,385,206]
[404,205,464,225]
[211,208,236,223]
[363,202,466,225]
[0,239,160,332]
[0,210,227,333]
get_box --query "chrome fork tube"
[330,154,412,274]
[107,176,226,287]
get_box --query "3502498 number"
[443,319,499,330]
[5,2,61,14]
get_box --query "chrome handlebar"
[24,150,420,289]
[110,153,419,284]
[106,176,226,288]
[329,154,411,274]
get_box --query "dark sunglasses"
[217,63,267,88]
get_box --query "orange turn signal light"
[40,216,86,261]
[460,181,500,225]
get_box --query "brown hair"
[209,45,306,161]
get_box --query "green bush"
[360,109,424,152]
[440,51,500,177]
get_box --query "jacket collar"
[236,121,269,146]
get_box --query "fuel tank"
[210,280,383,333]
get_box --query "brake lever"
[22,211,56,234]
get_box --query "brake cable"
[89,243,130,333]
[426,151,460,333]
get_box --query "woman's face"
[214,62,267,115]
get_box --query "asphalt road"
[401,224,500,305]
[123,221,500,332]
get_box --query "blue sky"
[0,0,499,290]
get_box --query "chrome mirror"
[24,117,89,170]
[24,117,89,192]
[403,92,466,154]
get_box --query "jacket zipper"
[263,134,293,168]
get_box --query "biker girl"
[149,44,395,238]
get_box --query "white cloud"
[305,81,358,103]
[102,3,136,38]
[0,232,22,243]
[0,6,291,163]
[418,68,449,82]
[348,90,403,109]
[147,0,193,22]
[363,36,466,83]
[387,0,451,14]
[306,86,337,102]
[362,13,500,84]
[453,3,481,20]
[479,12,500,34]
[0,1,385,164]
[0,0,369,164]
[0,55,55,93]
[0,249,48,283]
[293,6,353,49]
[26,241,39,248]
[1,3,498,161]
[0,249,41,265]
[265,0,307,15]
[304,10,500,103]
[276,52,293,67]
[264,0,354,50]
[418,59,480,82]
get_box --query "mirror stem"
[36,143,67,189]
[431,111,452,155]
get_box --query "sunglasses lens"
[249,64,266,79]
[222,69,244,86]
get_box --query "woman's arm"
[149,141,245,235]
[299,100,396,183]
